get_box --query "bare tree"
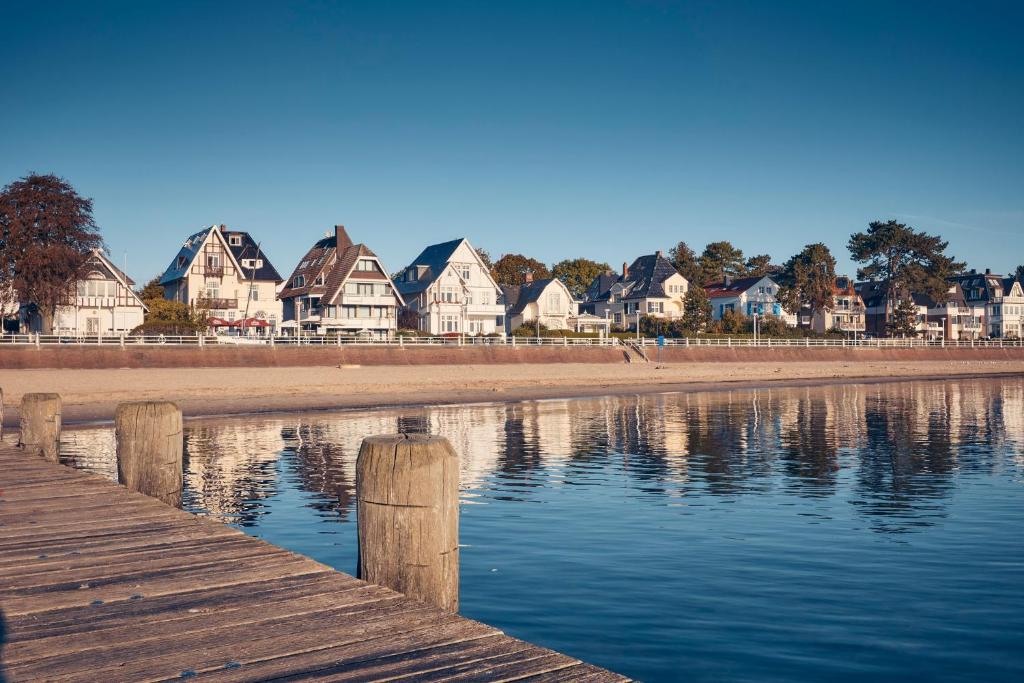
[0,173,104,333]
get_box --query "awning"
[234,318,270,328]
[207,317,232,327]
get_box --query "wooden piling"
[115,401,184,507]
[18,392,61,462]
[356,433,459,612]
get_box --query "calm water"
[60,379,1024,682]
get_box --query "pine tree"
[679,285,713,334]
[886,298,919,338]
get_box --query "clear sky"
[2,0,1021,284]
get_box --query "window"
[314,274,324,286]
[227,310,236,320]
[647,301,664,313]
[357,283,374,295]
[293,275,305,288]
[205,284,220,299]
[249,285,259,301]
[229,235,242,246]
[547,293,561,312]
[356,259,377,272]
[177,256,186,269]
[461,265,471,280]
[207,254,220,268]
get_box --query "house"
[394,238,504,335]
[581,252,688,329]
[159,225,283,334]
[277,225,404,339]
[951,269,1020,339]
[800,276,866,335]
[22,248,147,335]
[500,276,579,333]
[704,275,795,326]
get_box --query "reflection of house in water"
[184,423,285,525]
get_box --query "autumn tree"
[0,173,104,333]
[551,258,611,298]
[744,254,780,277]
[669,241,702,283]
[699,241,746,283]
[886,298,919,338]
[491,253,551,286]
[476,248,494,271]
[678,284,713,335]
[138,276,164,303]
[848,220,964,324]
[776,243,837,318]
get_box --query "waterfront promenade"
[0,441,626,682]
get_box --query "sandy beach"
[3,359,1024,426]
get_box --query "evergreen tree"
[669,241,702,283]
[699,241,746,283]
[886,298,919,337]
[776,243,837,318]
[679,285,713,334]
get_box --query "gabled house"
[501,276,578,333]
[951,269,1022,338]
[394,238,504,335]
[23,248,147,335]
[989,277,1024,339]
[581,252,688,329]
[704,275,795,326]
[159,225,283,333]
[800,276,866,335]
[278,225,404,339]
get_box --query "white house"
[801,276,866,335]
[26,249,147,335]
[988,277,1024,339]
[278,225,404,339]
[501,276,579,333]
[581,252,688,329]
[394,238,505,335]
[704,275,795,326]
[159,225,284,334]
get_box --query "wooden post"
[0,386,4,440]
[115,401,184,508]
[356,434,459,612]
[18,393,61,462]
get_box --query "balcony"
[191,264,235,278]
[837,321,866,331]
[195,297,238,310]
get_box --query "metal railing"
[1,333,1022,348]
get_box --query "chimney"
[219,224,226,232]
[724,274,733,287]
[524,271,533,284]
[985,268,991,275]
[335,224,353,250]
[622,261,629,278]
[656,250,663,258]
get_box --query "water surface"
[61,378,1024,682]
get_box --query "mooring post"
[0,386,4,439]
[18,393,62,462]
[115,401,184,508]
[356,433,459,612]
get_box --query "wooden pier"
[0,442,627,682]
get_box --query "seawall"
[2,344,1024,369]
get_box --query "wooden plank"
[0,443,626,682]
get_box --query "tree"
[669,241,702,283]
[886,298,919,338]
[699,241,746,283]
[1014,264,1024,284]
[716,308,746,335]
[744,254,780,277]
[848,220,964,324]
[776,243,837,319]
[491,253,551,286]
[679,284,713,335]
[138,276,165,303]
[551,258,611,298]
[0,173,104,333]
[476,248,494,271]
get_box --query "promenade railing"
[1,333,1022,348]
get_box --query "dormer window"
[293,275,305,288]
[229,235,242,246]
[177,256,186,268]
[314,274,324,286]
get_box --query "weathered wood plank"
[0,443,627,682]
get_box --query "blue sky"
[2,0,1021,284]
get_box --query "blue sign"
[657,335,666,347]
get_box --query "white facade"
[52,250,147,335]
[504,278,578,332]
[161,226,283,333]
[989,280,1024,338]
[396,239,505,335]
[706,276,797,326]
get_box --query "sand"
[2,360,1023,426]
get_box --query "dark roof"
[159,226,281,285]
[394,238,467,297]
[951,272,1006,303]
[279,226,395,304]
[621,253,682,299]
[583,272,620,303]
[500,284,521,309]
[704,275,774,299]
[224,230,283,282]
[159,228,210,285]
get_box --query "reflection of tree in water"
[280,423,356,521]
[778,395,839,497]
[852,391,957,533]
[492,405,545,500]
[683,397,773,497]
